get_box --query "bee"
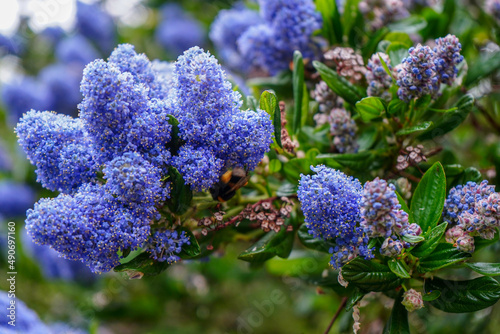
[210,167,250,202]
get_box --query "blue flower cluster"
[155,4,206,57]
[396,44,438,102]
[210,7,263,71]
[0,181,36,218]
[76,0,116,53]
[147,229,191,263]
[396,35,464,102]
[443,180,499,253]
[210,0,322,75]
[17,44,272,273]
[366,52,393,101]
[433,34,464,86]
[298,166,373,268]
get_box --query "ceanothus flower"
[366,52,393,100]
[147,229,191,263]
[210,7,263,71]
[359,0,409,30]
[298,165,373,268]
[39,63,82,115]
[396,44,439,102]
[55,34,99,67]
[330,108,358,153]
[433,34,463,86]
[16,111,98,194]
[76,0,115,52]
[486,0,500,22]
[0,181,36,218]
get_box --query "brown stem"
[324,297,348,334]
[396,170,421,183]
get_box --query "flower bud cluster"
[324,47,366,83]
[330,108,359,154]
[359,0,410,31]
[444,180,499,253]
[365,52,394,101]
[402,289,424,312]
[396,145,427,171]
[433,34,464,85]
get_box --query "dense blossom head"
[210,8,262,71]
[401,289,424,312]
[298,166,373,268]
[236,0,322,75]
[16,111,98,193]
[366,52,393,100]
[433,34,463,85]
[360,177,409,239]
[147,229,191,263]
[380,237,404,257]
[324,47,366,83]
[396,44,438,102]
[155,4,205,57]
[76,1,115,52]
[330,108,358,153]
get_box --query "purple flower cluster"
[16,44,273,273]
[211,0,322,75]
[443,180,499,253]
[147,229,191,263]
[155,4,206,57]
[330,108,359,153]
[366,52,394,100]
[360,177,418,257]
[486,0,500,22]
[298,166,373,269]
[396,35,463,102]
[359,0,409,30]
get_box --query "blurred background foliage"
[0,0,499,333]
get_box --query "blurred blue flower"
[155,4,205,57]
[0,181,36,218]
[39,63,82,115]
[41,26,66,46]
[0,34,24,55]
[55,34,99,67]
[76,1,115,52]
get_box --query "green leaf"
[387,42,409,66]
[313,61,365,105]
[260,90,282,148]
[409,162,446,233]
[346,287,365,311]
[356,97,386,122]
[114,252,170,278]
[384,32,413,48]
[418,243,471,272]
[342,258,403,291]
[265,252,330,277]
[315,0,342,45]
[317,149,389,172]
[238,228,295,263]
[246,96,258,111]
[343,0,361,36]
[458,167,482,184]
[411,222,448,258]
[177,227,201,259]
[387,16,427,33]
[474,231,499,252]
[166,115,182,155]
[425,276,500,313]
[465,51,500,86]
[422,290,441,302]
[388,259,411,279]
[166,167,193,215]
[418,94,474,141]
[293,51,304,134]
[297,223,335,253]
[401,234,425,244]
[396,121,433,136]
[383,290,410,334]
[396,191,409,213]
[443,164,464,177]
[465,263,500,277]
[387,99,407,115]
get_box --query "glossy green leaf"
[409,162,446,233]
[387,16,427,33]
[401,234,425,244]
[342,258,403,291]
[411,222,448,258]
[356,97,386,122]
[443,164,464,177]
[418,243,471,272]
[114,252,170,278]
[396,121,433,136]
[260,90,282,148]
[422,290,441,302]
[383,290,410,334]
[384,32,413,48]
[465,51,500,86]
[297,224,335,253]
[315,0,342,44]
[317,149,389,172]
[425,276,500,313]
[313,61,365,105]
[346,287,365,311]
[293,51,304,134]
[475,231,499,252]
[418,94,474,141]
[388,259,411,279]
[387,42,408,65]
[265,252,329,277]
[396,191,409,213]
[166,167,193,215]
[343,0,361,36]
[238,228,295,263]
[387,99,407,115]
[177,227,201,259]
[246,96,258,111]
[465,263,500,277]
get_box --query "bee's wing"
[227,175,250,193]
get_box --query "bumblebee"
[210,167,250,202]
